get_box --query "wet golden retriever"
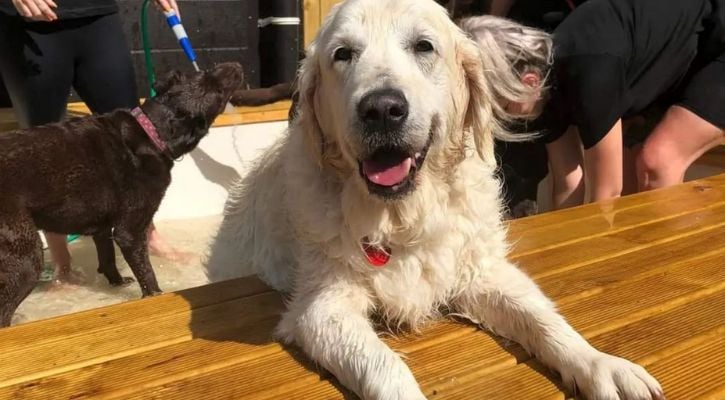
[206,1,663,399]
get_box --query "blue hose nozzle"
[164,10,199,72]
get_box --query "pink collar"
[131,107,167,153]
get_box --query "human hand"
[153,0,180,19]
[12,0,58,22]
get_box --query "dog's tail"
[228,82,294,107]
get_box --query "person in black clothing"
[489,0,588,31]
[483,0,588,217]
[0,0,184,284]
[475,0,725,210]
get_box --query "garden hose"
[141,0,157,98]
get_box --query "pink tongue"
[362,157,413,187]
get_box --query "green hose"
[141,0,157,98]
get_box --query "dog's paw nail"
[122,277,136,285]
[110,276,136,286]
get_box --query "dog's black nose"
[357,89,408,132]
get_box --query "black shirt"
[539,0,725,148]
[507,0,589,32]
[0,0,118,19]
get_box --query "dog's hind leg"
[113,222,162,297]
[0,209,43,327]
[93,228,134,286]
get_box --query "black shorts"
[676,51,725,130]
[622,52,725,147]
[0,12,138,128]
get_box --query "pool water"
[12,215,223,326]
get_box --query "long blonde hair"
[459,15,553,121]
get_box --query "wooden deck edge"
[66,100,293,127]
[0,100,292,133]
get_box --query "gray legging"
[0,12,138,128]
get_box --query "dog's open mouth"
[359,144,429,198]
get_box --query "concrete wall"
[70,0,262,101]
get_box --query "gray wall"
[72,0,261,101]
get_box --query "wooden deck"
[0,100,291,134]
[1,175,724,399]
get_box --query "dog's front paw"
[564,352,664,400]
[109,276,136,286]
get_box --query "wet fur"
[205,2,663,399]
[0,63,243,327]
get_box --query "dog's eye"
[333,47,353,62]
[414,40,434,53]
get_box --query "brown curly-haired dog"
[0,62,243,327]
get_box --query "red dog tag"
[362,239,391,267]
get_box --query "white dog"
[206,0,664,399]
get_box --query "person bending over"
[466,0,725,210]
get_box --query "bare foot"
[45,272,84,293]
[52,266,85,286]
[147,229,195,264]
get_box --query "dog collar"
[362,237,391,267]
[131,107,167,153]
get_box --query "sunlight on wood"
[1,175,723,399]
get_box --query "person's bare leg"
[637,105,725,191]
[622,144,642,196]
[146,223,194,263]
[45,232,83,285]
[584,119,625,202]
[488,0,516,16]
[546,126,585,210]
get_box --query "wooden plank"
[302,0,322,46]
[0,277,270,349]
[587,292,725,364]
[535,227,725,301]
[0,321,476,399]
[0,290,282,388]
[2,100,292,131]
[507,174,725,238]
[426,359,563,400]
[212,101,292,126]
[321,1,343,18]
[559,255,724,336]
[510,184,725,257]
[514,204,725,278]
[0,319,283,400]
[644,335,725,400]
[66,100,293,126]
[303,0,343,46]
[419,293,725,400]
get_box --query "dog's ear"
[294,4,343,168]
[458,37,501,167]
[296,47,324,166]
[154,69,187,96]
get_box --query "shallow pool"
[12,215,223,326]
